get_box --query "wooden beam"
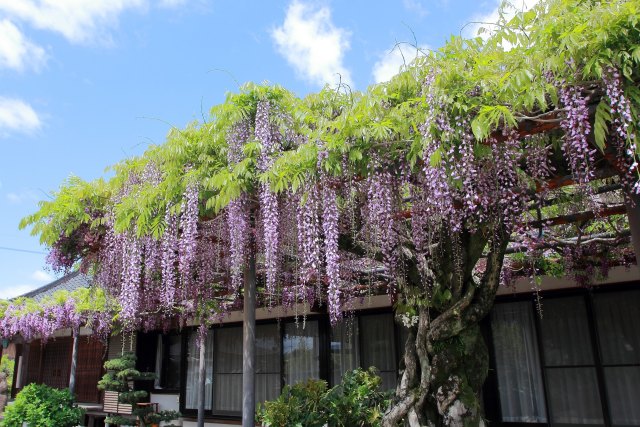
[528,204,626,228]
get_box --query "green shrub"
[258,368,391,427]
[258,379,328,427]
[2,383,84,427]
[0,356,14,391]
[324,368,391,427]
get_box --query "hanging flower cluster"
[559,83,595,186]
[227,119,252,292]
[604,67,640,195]
[89,163,211,330]
[321,184,341,324]
[297,185,322,285]
[0,289,116,342]
[256,101,282,302]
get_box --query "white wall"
[150,393,181,426]
[150,393,180,412]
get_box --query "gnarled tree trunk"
[383,225,508,427]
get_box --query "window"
[183,321,313,416]
[330,313,398,390]
[491,301,547,423]
[540,297,603,425]
[210,324,283,414]
[490,289,640,426]
[154,334,182,390]
[185,331,213,410]
[256,323,281,404]
[180,312,399,417]
[593,291,640,426]
[284,320,320,386]
[213,326,242,413]
[331,319,359,386]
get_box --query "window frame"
[328,311,400,389]
[487,282,640,427]
[159,332,183,392]
[178,308,399,421]
[135,331,183,395]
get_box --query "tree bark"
[242,251,257,427]
[383,225,508,427]
[68,332,79,398]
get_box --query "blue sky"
[0,0,537,298]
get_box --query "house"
[7,272,107,426]
[8,265,640,427]
[133,265,640,427]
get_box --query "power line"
[0,246,46,255]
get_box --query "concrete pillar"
[242,251,257,427]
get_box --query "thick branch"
[506,229,632,254]
[429,225,509,342]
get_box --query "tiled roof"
[19,271,92,302]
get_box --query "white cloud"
[272,0,352,87]
[464,0,540,40]
[6,189,39,204]
[31,269,53,283]
[0,97,41,136]
[0,283,40,300]
[0,19,46,71]
[372,45,428,84]
[0,0,149,45]
[402,0,428,18]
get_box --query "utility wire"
[0,246,46,255]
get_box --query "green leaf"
[429,147,443,167]
[593,100,611,152]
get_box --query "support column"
[68,332,79,398]
[625,192,640,273]
[242,251,257,427]
[197,327,207,427]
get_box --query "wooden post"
[242,251,257,427]
[625,192,640,273]
[68,332,79,398]
[197,327,207,427]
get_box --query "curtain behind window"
[491,301,547,423]
[594,291,640,426]
[214,326,243,413]
[185,331,213,410]
[256,324,281,404]
[360,313,396,390]
[331,319,359,386]
[540,297,603,425]
[284,320,320,385]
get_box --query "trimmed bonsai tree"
[98,352,180,427]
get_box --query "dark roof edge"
[19,270,84,299]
